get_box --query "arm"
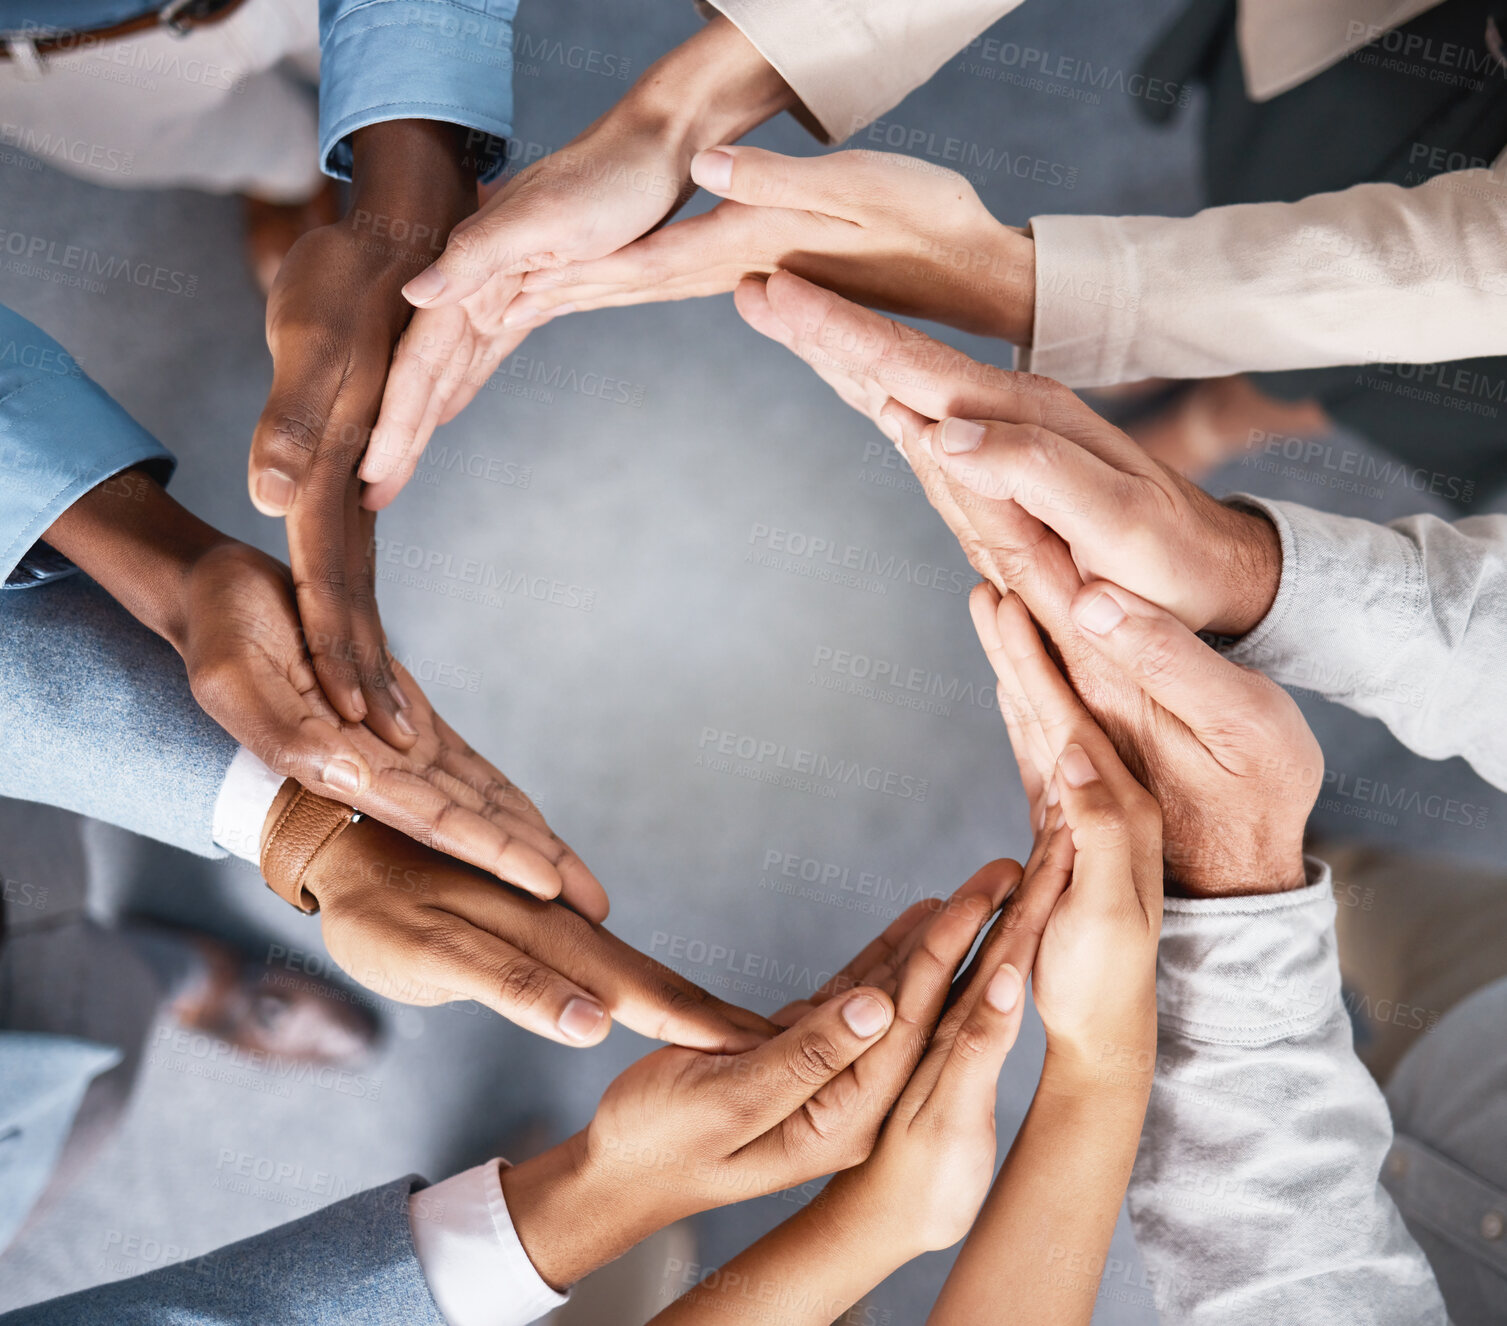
[0,1178,447,1326]
[44,467,609,915]
[1135,865,1450,1324]
[733,276,1507,792]
[0,573,236,858]
[0,304,172,588]
[1023,169,1507,386]
[1220,496,1507,792]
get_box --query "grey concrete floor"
[2,0,1505,1322]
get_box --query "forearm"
[42,467,224,654]
[627,17,796,160]
[649,1179,908,1326]
[1222,497,1507,791]
[0,575,236,858]
[1131,866,1449,1323]
[348,119,477,274]
[1023,170,1507,388]
[930,1050,1150,1325]
[501,1134,662,1293]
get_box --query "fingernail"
[347,688,367,721]
[1045,777,1060,808]
[403,266,447,305]
[842,994,889,1037]
[986,964,1023,1013]
[394,708,418,737]
[878,412,905,447]
[691,148,735,192]
[1076,591,1126,636]
[253,468,295,515]
[558,998,606,1042]
[322,759,362,794]
[1035,802,1046,832]
[388,675,411,709]
[939,419,987,455]
[1059,744,1099,788]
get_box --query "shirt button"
[1482,1211,1505,1241]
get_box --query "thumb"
[725,987,894,1131]
[1069,580,1281,747]
[690,146,846,211]
[403,207,552,308]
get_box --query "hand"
[974,586,1162,1064]
[735,271,1281,635]
[359,18,795,508]
[44,470,607,916]
[502,866,1018,1291]
[297,811,767,1049]
[247,119,478,735]
[508,147,1036,342]
[738,274,1319,895]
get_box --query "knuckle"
[951,1023,993,1064]
[789,1032,844,1087]
[492,955,553,1010]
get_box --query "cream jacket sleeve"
[1022,165,1507,386]
[700,0,1026,141]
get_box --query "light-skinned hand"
[360,19,796,509]
[508,146,1036,342]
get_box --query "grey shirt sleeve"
[1221,495,1507,791]
[0,1177,446,1325]
[1128,859,1450,1324]
[0,574,234,858]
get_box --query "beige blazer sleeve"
[1021,164,1507,387]
[701,0,1028,142]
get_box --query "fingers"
[584,926,776,1051]
[404,189,558,308]
[926,956,1026,1115]
[1068,580,1295,757]
[196,653,371,803]
[360,304,472,495]
[1052,743,1161,917]
[926,418,1119,550]
[364,786,566,901]
[403,912,612,1048]
[731,987,895,1129]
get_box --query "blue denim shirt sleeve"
[319,0,517,183]
[0,304,174,589]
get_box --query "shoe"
[1125,374,1330,477]
[131,924,377,1067]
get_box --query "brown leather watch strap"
[258,779,360,915]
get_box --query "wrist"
[814,1165,929,1269]
[41,468,227,654]
[1210,504,1282,638]
[983,225,1037,345]
[348,119,477,272]
[1041,1028,1156,1102]
[503,1132,660,1291]
[624,16,795,157]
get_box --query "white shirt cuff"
[210,745,286,862]
[408,1160,570,1326]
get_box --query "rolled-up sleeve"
[701,0,1026,143]
[0,305,172,589]
[1219,495,1507,792]
[1130,861,1450,1324]
[318,0,517,182]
